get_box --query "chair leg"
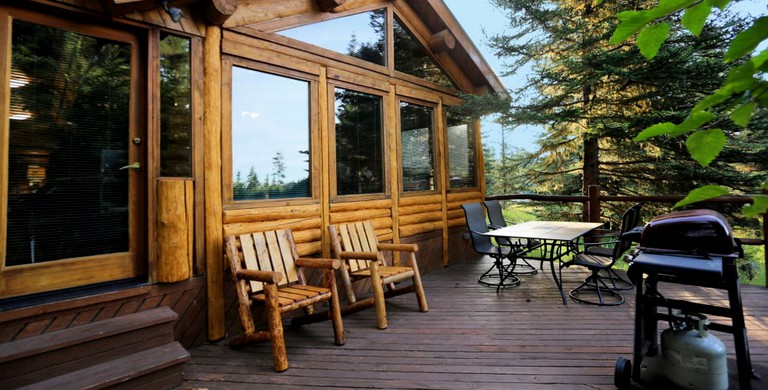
[597,268,633,291]
[264,283,288,372]
[327,270,345,346]
[407,252,429,312]
[569,269,624,306]
[369,261,388,330]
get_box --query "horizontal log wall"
[446,191,482,228]
[399,194,443,238]
[329,199,394,242]
[223,204,323,257]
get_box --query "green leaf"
[654,0,699,16]
[686,129,726,166]
[751,48,768,69]
[669,111,717,137]
[731,102,756,127]
[674,185,730,208]
[723,62,756,94]
[692,90,732,112]
[596,0,603,4]
[706,0,732,11]
[610,11,653,44]
[682,2,712,36]
[638,23,670,59]
[763,182,768,191]
[635,122,676,141]
[742,195,768,217]
[725,17,768,62]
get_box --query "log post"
[764,189,767,288]
[204,25,226,341]
[155,178,193,283]
[429,29,456,53]
[588,184,601,223]
[203,0,237,26]
[316,0,347,12]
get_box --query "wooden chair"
[224,229,344,372]
[328,220,428,330]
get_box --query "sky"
[442,0,768,157]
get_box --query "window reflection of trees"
[7,21,131,265]
[159,33,191,177]
[447,109,477,188]
[334,88,384,195]
[400,102,435,192]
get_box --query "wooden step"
[19,342,190,390]
[0,307,180,388]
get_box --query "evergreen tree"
[487,0,767,221]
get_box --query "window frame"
[329,80,390,201]
[444,112,480,191]
[397,96,440,196]
[222,56,321,206]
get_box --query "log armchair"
[328,220,428,330]
[224,229,345,372]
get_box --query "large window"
[393,16,456,89]
[400,101,436,192]
[279,9,386,67]
[231,67,311,200]
[335,88,384,195]
[159,33,191,177]
[447,112,477,188]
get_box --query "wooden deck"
[180,256,768,389]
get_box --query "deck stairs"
[0,306,189,389]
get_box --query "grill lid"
[638,209,737,257]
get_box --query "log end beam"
[429,29,456,53]
[316,0,347,13]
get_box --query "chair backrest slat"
[332,221,381,272]
[276,230,300,283]
[240,233,264,293]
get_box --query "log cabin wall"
[0,0,504,343]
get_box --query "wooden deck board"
[181,255,768,389]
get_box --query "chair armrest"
[295,257,341,270]
[235,269,283,284]
[377,243,418,253]
[338,251,380,261]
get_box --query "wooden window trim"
[397,96,441,197]
[222,55,322,208]
[328,80,391,201]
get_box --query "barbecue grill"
[637,209,740,258]
[615,209,757,390]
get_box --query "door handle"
[119,162,141,171]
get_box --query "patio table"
[484,221,604,305]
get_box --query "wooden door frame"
[0,6,148,298]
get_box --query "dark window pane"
[6,20,131,266]
[335,88,384,195]
[393,17,456,89]
[400,102,435,192]
[159,33,191,177]
[231,67,311,200]
[279,9,386,67]
[447,112,477,188]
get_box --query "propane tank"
[661,313,728,390]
